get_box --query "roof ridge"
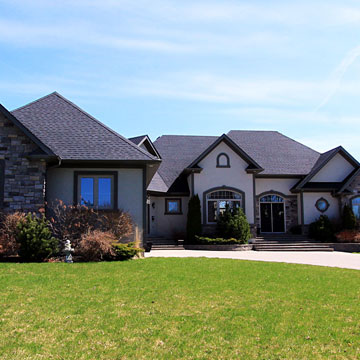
[35,92,157,161]
[129,134,148,140]
[52,93,157,161]
[11,91,58,112]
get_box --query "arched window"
[351,196,360,219]
[216,153,230,168]
[206,189,242,223]
[260,195,284,203]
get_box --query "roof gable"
[293,146,360,191]
[129,135,161,158]
[11,92,158,162]
[188,134,263,172]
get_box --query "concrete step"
[254,243,334,251]
[254,247,334,252]
[151,245,184,250]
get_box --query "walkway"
[146,250,360,270]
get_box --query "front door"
[260,195,285,233]
[260,203,272,232]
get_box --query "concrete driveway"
[146,250,360,270]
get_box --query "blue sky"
[1,0,360,158]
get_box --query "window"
[165,198,182,214]
[206,190,242,223]
[351,196,360,219]
[75,172,117,209]
[216,153,230,168]
[315,198,329,213]
[260,195,284,203]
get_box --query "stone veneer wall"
[0,113,46,212]
[255,194,298,233]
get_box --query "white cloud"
[316,44,360,110]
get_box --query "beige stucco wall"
[255,178,300,196]
[194,142,255,224]
[148,196,189,238]
[312,153,354,182]
[47,167,144,237]
[303,192,340,224]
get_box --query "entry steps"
[146,237,184,250]
[254,234,334,252]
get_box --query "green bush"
[342,204,357,230]
[194,236,241,245]
[289,225,302,235]
[112,242,143,260]
[17,213,58,261]
[186,195,202,242]
[308,215,336,242]
[216,208,251,243]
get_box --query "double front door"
[260,195,285,233]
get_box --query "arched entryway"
[260,194,285,233]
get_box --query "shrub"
[194,236,241,245]
[17,213,58,261]
[217,208,251,243]
[186,195,202,242]
[49,201,100,247]
[289,225,302,235]
[112,242,143,260]
[335,230,360,243]
[342,204,357,230]
[101,211,134,240]
[308,215,336,242]
[0,212,26,256]
[77,230,117,262]
[49,200,133,247]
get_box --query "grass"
[0,258,359,359]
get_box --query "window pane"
[207,190,241,200]
[80,178,94,206]
[352,196,360,205]
[207,201,217,222]
[98,177,112,208]
[353,204,360,219]
[260,195,284,203]
[167,200,180,213]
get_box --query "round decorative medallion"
[315,198,329,213]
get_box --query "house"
[132,132,360,239]
[1,91,359,245]
[0,92,161,244]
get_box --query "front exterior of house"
[1,91,360,245]
[0,93,161,244]
[141,132,360,240]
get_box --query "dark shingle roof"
[153,135,218,190]
[292,146,360,191]
[151,131,321,192]
[129,135,147,146]
[11,92,157,161]
[227,130,320,175]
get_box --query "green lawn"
[0,259,359,359]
